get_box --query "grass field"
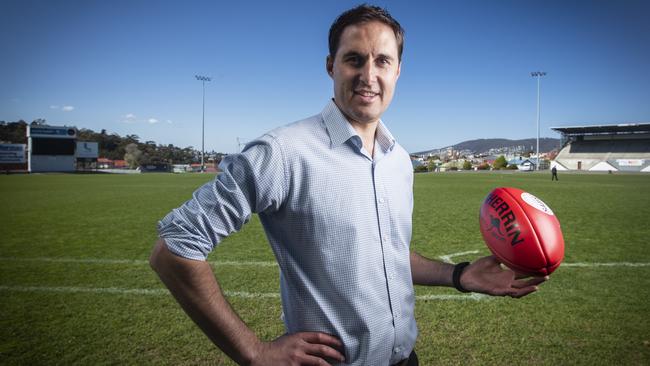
[1,171,649,365]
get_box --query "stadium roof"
[551,123,650,135]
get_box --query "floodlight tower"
[530,71,546,170]
[195,75,211,172]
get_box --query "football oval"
[479,187,564,276]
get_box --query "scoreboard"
[27,126,77,172]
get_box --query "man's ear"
[326,55,334,77]
[396,61,401,80]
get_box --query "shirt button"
[378,197,385,204]
[394,346,402,354]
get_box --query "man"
[551,166,559,181]
[150,5,546,365]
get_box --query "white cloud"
[121,113,137,123]
[119,114,168,125]
[50,105,59,110]
[62,105,75,112]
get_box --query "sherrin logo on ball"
[479,187,565,276]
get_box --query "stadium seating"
[555,138,650,172]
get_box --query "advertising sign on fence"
[0,144,26,163]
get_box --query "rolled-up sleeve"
[157,134,287,260]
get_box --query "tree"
[493,155,507,170]
[462,160,472,170]
[0,120,28,143]
[427,159,437,172]
[123,134,140,145]
[124,143,143,169]
[414,164,428,173]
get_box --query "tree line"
[0,120,220,166]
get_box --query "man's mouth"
[354,90,380,102]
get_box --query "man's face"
[327,21,401,125]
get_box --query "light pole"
[195,75,211,172]
[530,71,546,170]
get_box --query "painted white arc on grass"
[438,250,480,264]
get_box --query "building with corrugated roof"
[550,123,650,172]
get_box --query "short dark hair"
[328,4,405,61]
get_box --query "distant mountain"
[454,138,561,153]
[412,137,561,156]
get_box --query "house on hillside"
[507,157,537,171]
[97,158,129,170]
[172,164,191,173]
[97,157,113,169]
[114,160,128,169]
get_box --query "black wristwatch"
[452,262,471,293]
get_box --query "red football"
[479,187,564,276]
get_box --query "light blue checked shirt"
[158,100,417,365]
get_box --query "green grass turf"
[1,171,649,365]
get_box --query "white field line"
[0,257,278,267]
[0,285,168,296]
[1,256,649,268]
[435,253,650,268]
[562,262,650,267]
[0,257,484,300]
[0,285,483,301]
[0,285,277,298]
[417,293,487,301]
[438,250,480,264]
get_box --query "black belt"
[391,350,418,366]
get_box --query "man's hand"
[460,256,548,298]
[251,332,345,366]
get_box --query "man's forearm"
[409,251,455,287]
[410,251,547,297]
[150,238,259,365]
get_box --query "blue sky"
[1,0,649,153]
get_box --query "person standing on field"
[552,166,559,181]
[150,5,547,365]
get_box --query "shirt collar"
[321,99,396,153]
[375,119,396,153]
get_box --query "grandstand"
[551,123,650,172]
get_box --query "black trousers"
[391,350,418,366]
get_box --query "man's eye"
[346,57,361,66]
[377,58,391,66]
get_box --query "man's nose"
[359,61,377,85]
